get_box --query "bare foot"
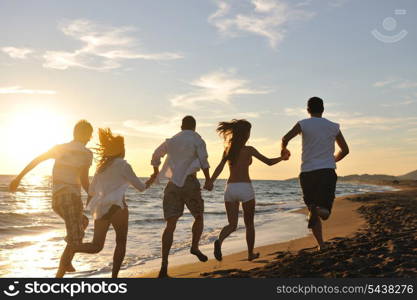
[214,240,222,261]
[248,252,260,261]
[66,263,76,273]
[158,264,169,278]
[317,243,327,251]
[190,248,208,262]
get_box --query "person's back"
[9,120,94,278]
[153,128,209,188]
[281,97,349,250]
[52,140,93,195]
[166,130,202,176]
[298,117,339,173]
[227,146,252,183]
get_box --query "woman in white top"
[209,120,290,261]
[74,128,150,278]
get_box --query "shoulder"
[297,118,310,130]
[298,118,310,126]
[245,145,256,154]
[193,131,206,145]
[323,118,340,129]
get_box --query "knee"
[92,243,105,254]
[165,221,177,233]
[229,223,238,232]
[244,220,254,229]
[194,214,203,222]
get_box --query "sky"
[1,0,416,180]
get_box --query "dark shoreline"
[201,186,417,278]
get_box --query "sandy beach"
[138,181,417,278]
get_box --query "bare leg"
[191,214,204,251]
[73,219,110,253]
[110,207,129,278]
[218,202,239,245]
[56,245,74,278]
[190,214,208,262]
[242,199,258,261]
[214,201,239,261]
[311,217,325,249]
[159,217,178,278]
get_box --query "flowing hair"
[216,119,251,165]
[95,128,125,174]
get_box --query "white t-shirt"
[87,158,146,220]
[151,130,210,187]
[50,141,93,195]
[298,117,340,173]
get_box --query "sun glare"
[5,106,70,166]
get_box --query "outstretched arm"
[9,148,55,192]
[250,146,288,166]
[281,123,301,156]
[210,153,228,184]
[124,163,146,192]
[334,130,349,162]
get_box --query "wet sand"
[136,184,417,278]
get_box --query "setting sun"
[4,106,70,166]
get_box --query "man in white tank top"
[281,97,349,250]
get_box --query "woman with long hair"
[209,119,289,261]
[73,128,151,277]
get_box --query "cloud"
[0,86,56,95]
[209,0,315,48]
[170,70,270,107]
[43,19,183,70]
[328,0,349,7]
[381,99,417,107]
[373,78,397,88]
[338,116,417,130]
[296,0,313,7]
[394,81,417,89]
[282,106,417,130]
[374,78,417,89]
[1,47,33,59]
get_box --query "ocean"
[0,174,395,278]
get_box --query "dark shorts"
[299,168,337,212]
[52,192,87,246]
[101,204,126,221]
[163,175,204,220]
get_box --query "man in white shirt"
[281,97,349,250]
[9,120,93,277]
[150,116,212,278]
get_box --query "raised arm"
[334,130,349,162]
[250,146,288,166]
[9,147,56,192]
[281,123,301,156]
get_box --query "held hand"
[145,172,158,188]
[281,148,291,161]
[203,180,213,191]
[9,178,21,192]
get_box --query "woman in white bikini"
[209,119,290,261]
[73,128,152,278]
